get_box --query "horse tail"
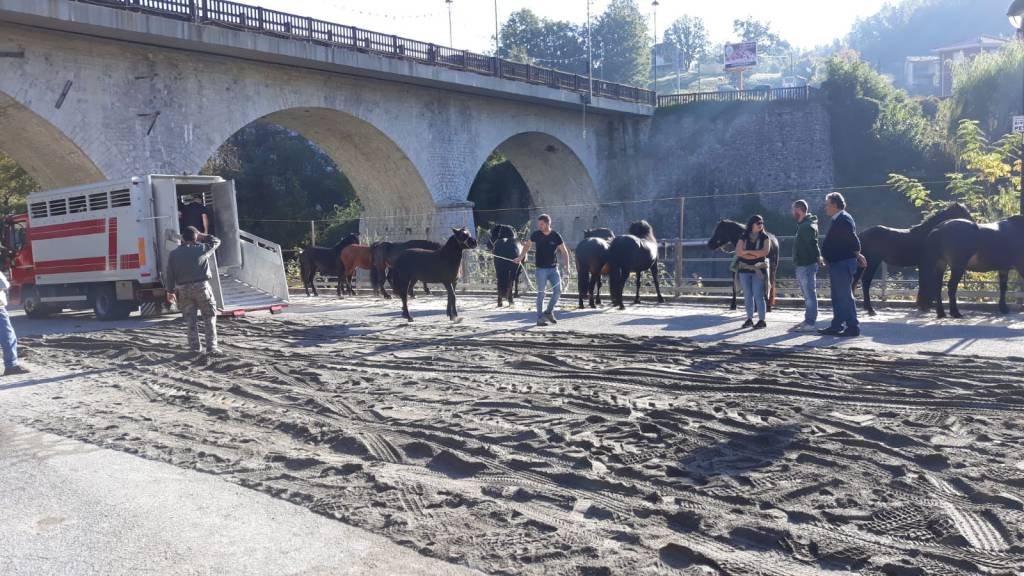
[918,238,942,307]
[578,260,590,299]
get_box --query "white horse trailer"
[4,175,288,319]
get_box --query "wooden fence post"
[674,197,685,298]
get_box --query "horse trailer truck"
[1,175,289,320]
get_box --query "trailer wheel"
[92,286,132,321]
[22,286,55,319]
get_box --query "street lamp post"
[1009,0,1024,214]
[494,0,500,56]
[651,1,659,89]
[446,0,454,48]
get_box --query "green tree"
[663,15,710,73]
[943,42,1024,137]
[0,153,37,216]
[847,0,1008,78]
[732,17,789,52]
[593,0,650,86]
[499,9,587,75]
[200,123,359,249]
[890,119,1021,221]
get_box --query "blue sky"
[253,0,892,52]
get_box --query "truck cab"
[1,175,288,320]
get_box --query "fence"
[657,86,816,107]
[72,0,656,106]
[298,237,1024,306]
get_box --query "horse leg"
[651,262,665,304]
[399,277,413,321]
[998,269,1010,315]
[446,282,459,322]
[633,272,642,305]
[581,266,589,307]
[861,260,880,316]
[730,271,738,311]
[947,262,968,319]
[589,274,599,309]
[422,282,431,296]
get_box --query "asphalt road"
[0,419,483,576]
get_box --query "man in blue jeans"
[0,270,29,376]
[819,192,865,338]
[516,214,570,327]
[790,199,822,332]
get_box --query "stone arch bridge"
[0,0,659,243]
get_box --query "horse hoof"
[1000,306,1010,315]
[951,312,963,319]
[452,316,463,324]
[657,298,665,304]
[867,310,878,317]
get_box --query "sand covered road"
[8,313,1024,575]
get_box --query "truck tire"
[92,286,132,321]
[22,286,56,319]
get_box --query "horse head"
[707,219,742,252]
[489,224,517,244]
[627,220,654,240]
[332,232,360,251]
[451,227,478,250]
[584,228,615,240]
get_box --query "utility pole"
[587,0,593,98]
[494,0,500,56]
[446,0,454,48]
[651,0,659,89]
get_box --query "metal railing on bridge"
[657,86,817,107]
[72,0,656,106]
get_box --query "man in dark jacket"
[790,200,822,332]
[820,192,862,337]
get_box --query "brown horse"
[339,244,375,297]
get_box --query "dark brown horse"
[298,233,359,297]
[575,228,614,309]
[489,225,523,308]
[391,228,478,322]
[607,220,665,310]
[372,240,441,298]
[339,244,375,297]
[707,219,780,312]
[920,216,1024,318]
[859,203,973,315]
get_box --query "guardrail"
[657,86,816,107]
[72,0,656,106]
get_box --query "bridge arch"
[0,91,105,190]
[469,131,599,243]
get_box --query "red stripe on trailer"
[35,256,107,275]
[28,219,106,241]
[119,253,140,270]
[108,217,118,271]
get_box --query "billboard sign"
[724,42,757,70]
[1014,115,1024,134]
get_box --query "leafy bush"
[943,42,1024,137]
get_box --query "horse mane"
[489,224,517,242]
[628,220,654,240]
[584,228,615,240]
[331,233,360,252]
[910,203,973,235]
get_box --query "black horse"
[489,225,523,307]
[607,221,665,310]
[371,240,442,298]
[859,203,973,315]
[706,220,780,312]
[920,216,1024,319]
[575,228,615,309]
[298,233,359,297]
[391,228,478,322]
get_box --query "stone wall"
[598,99,835,240]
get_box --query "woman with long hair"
[736,215,772,329]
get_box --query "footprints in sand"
[15,318,1024,575]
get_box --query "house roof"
[932,36,1009,54]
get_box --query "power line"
[236,179,954,224]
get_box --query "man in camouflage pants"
[165,226,221,355]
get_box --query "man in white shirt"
[0,270,29,375]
